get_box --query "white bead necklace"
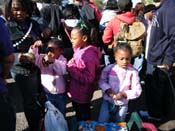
[13,23,33,47]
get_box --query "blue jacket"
[147,0,175,65]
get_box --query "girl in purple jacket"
[67,23,101,121]
[98,43,142,122]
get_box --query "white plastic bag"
[44,101,68,131]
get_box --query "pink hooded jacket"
[102,12,135,44]
[67,45,102,103]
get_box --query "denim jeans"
[133,54,144,72]
[0,93,16,131]
[98,99,128,123]
[46,92,66,116]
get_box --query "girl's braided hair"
[73,22,91,43]
[113,42,132,56]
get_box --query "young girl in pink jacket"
[98,43,142,122]
[29,39,67,115]
[67,23,101,121]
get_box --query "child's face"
[47,43,63,59]
[70,28,86,49]
[114,49,131,69]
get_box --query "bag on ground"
[44,101,68,131]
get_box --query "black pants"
[15,73,41,131]
[145,67,175,120]
[72,101,91,121]
[0,93,16,131]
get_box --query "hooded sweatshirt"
[102,12,135,44]
[147,0,175,66]
[67,45,101,103]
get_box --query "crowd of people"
[0,0,175,131]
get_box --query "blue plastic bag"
[44,101,68,131]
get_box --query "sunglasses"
[46,47,58,53]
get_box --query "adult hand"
[41,27,52,39]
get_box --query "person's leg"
[98,99,110,122]
[72,101,91,121]
[0,93,16,131]
[145,65,163,118]
[145,67,172,119]
[15,74,41,131]
[24,107,40,131]
[157,68,175,120]
[115,105,128,122]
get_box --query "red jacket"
[89,2,102,23]
[102,12,135,44]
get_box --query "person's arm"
[1,55,14,79]
[98,65,114,94]
[124,70,142,100]
[0,18,14,79]
[150,5,175,66]
[28,40,43,59]
[99,64,125,100]
[67,53,97,84]
[102,20,114,45]
[67,49,101,84]
[161,7,175,66]
[53,56,67,75]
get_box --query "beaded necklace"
[13,23,33,47]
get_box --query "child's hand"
[31,40,43,49]
[121,92,127,99]
[112,93,122,100]
[44,54,55,64]
[68,58,75,65]
[106,88,114,97]
[113,92,127,100]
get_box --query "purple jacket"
[67,45,101,103]
[99,64,142,106]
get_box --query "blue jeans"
[133,54,144,72]
[98,99,128,123]
[46,93,66,116]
